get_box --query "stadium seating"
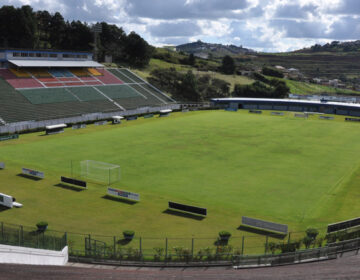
[9,68,31,78]
[69,68,91,77]
[0,77,120,123]
[0,69,43,89]
[49,68,74,78]
[118,69,144,83]
[87,68,102,76]
[95,69,123,84]
[67,86,106,101]
[0,67,174,124]
[28,68,52,78]
[107,69,134,83]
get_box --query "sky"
[1,0,360,52]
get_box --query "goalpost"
[79,160,120,185]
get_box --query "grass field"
[1,110,360,253]
[284,79,360,95]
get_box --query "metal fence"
[0,104,181,134]
[68,236,360,267]
[0,222,67,251]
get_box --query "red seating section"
[0,69,43,89]
[0,69,123,89]
[96,70,123,85]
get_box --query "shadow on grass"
[162,209,205,221]
[117,239,132,245]
[237,225,286,240]
[0,205,10,212]
[214,239,229,246]
[101,195,138,205]
[54,183,85,192]
[16,173,42,181]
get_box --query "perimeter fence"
[1,220,360,266]
[65,224,360,264]
[0,221,67,251]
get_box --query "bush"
[219,231,231,237]
[36,221,48,232]
[262,66,284,78]
[306,228,319,240]
[278,240,301,253]
[123,230,135,240]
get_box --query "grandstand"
[0,49,175,127]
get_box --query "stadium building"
[0,49,176,133]
[211,97,360,117]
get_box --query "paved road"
[0,251,359,279]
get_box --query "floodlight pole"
[92,23,102,62]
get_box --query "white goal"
[80,160,120,185]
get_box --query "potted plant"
[218,231,231,242]
[123,230,135,240]
[36,221,48,232]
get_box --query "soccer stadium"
[1,47,360,277]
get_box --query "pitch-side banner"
[22,168,44,179]
[107,187,140,201]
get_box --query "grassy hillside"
[253,53,360,80]
[1,111,360,254]
[133,58,253,92]
[284,79,360,95]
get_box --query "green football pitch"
[0,110,360,253]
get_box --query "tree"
[124,31,153,67]
[48,12,66,49]
[176,70,201,101]
[221,55,235,74]
[262,66,284,78]
[188,53,195,66]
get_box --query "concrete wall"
[0,244,68,266]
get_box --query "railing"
[0,221,67,251]
[68,237,360,267]
[233,237,360,268]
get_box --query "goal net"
[80,160,120,185]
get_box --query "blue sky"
[2,0,360,52]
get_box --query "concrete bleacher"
[0,77,119,123]
[0,67,175,124]
[87,68,102,76]
[108,69,134,83]
[118,69,144,83]
[69,68,90,77]
[49,69,74,78]
[9,68,31,78]
[67,87,105,101]
[20,88,78,104]
[96,70,123,84]
[94,85,139,99]
[28,68,52,78]
[0,69,43,89]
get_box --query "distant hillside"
[295,40,360,53]
[176,40,255,58]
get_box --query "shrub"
[303,236,313,249]
[36,221,48,232]
[306,228,319,240]
[267,242,278,254]
[219,231,231,238]
[262,66,284,78]
[123,230,135,240]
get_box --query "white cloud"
[1,0,359,51]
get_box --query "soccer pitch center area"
[0,110,360,243]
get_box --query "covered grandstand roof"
[211,97,360,109]
[8,60,103,68]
